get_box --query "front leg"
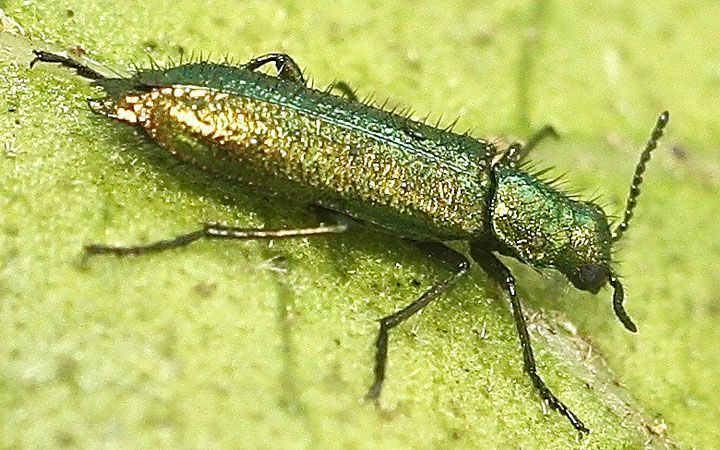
[496,125,560,168]
[469,243,589,433]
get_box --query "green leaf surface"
[1,1,717,449]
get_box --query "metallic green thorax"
[491,167,612,292]
[91,64,497,241]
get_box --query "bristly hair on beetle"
[31,48,669,434]
[493,110,668,333]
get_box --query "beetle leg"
[241,53,305,85]
[469,244,589,434]
[518,125,560,161]
[325,80,359,102]
[500,125,560,167]
[83,221,349,257]
[366,242,470,400]
[30,50,107,80]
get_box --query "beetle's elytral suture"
[32,48,669,435]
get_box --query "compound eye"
[574,264,608,293]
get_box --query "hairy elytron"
[32,49,669,433]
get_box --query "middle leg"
[366,242,469,400]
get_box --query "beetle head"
[488,166,636,330]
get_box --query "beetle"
[31,49,669,433]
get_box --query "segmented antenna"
[612,111,670,241]
[609,274,637,332]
